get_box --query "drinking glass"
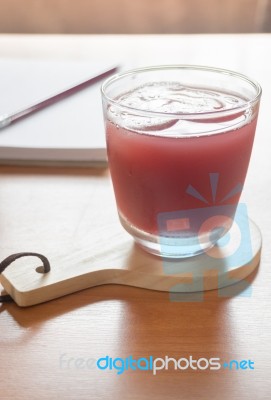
[101,66,261,258]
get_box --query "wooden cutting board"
[0,167,261,307]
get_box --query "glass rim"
[101,64,262,120]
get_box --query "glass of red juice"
[101,66,261,258]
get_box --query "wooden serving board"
[0,167,261,307]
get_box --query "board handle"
[0,252,50,303]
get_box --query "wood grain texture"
[0,0,267,34]
[0,34,271,400]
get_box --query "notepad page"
[0,59,116,163]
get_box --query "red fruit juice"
[105,83,258,236]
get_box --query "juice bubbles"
[102,67,261,257]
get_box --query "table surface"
[0,34,271,400]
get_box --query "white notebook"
[0,58,115,166]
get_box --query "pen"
[0,65,119,130]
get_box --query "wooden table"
[0,34,271,400]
